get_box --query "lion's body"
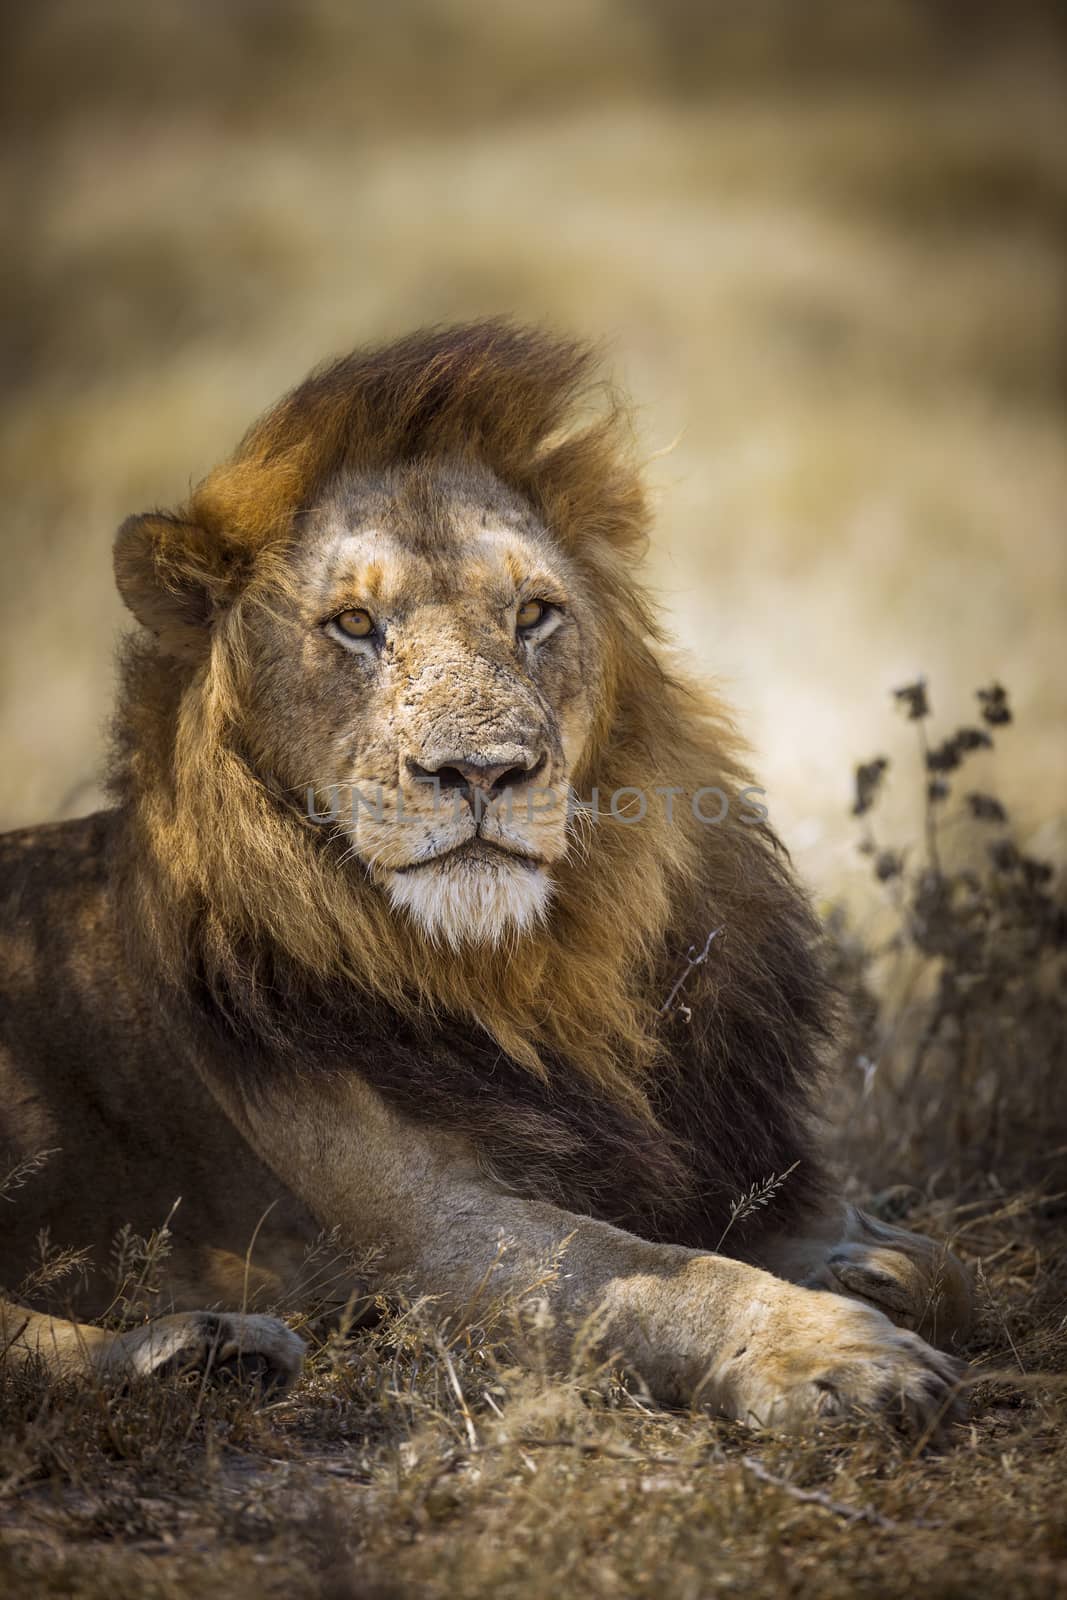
[0,815,326,1318]
[0,324,972,1427]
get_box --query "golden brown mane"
[110,322,831,1236]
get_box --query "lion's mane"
[110,322,833,1249]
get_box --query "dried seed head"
[977,682,1012,726]
[852,756,889,816]
[966,792,1008,823]
[893,679,930,720]
[989,838,1020,872]
[875,850,904,882]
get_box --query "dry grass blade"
[0,1150,60,1203]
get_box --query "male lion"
[0,323,971,1430]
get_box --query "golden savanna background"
[1,0,1064,906]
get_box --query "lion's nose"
[406,753,546,806]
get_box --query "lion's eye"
[333,608,374,639]
[516,599,549,632]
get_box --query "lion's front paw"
[102,1311,306,1397]
[821,1223,974,1347]
[723,1292,967,1438]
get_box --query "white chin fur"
[386,855,552,948]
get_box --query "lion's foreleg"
[2,1296,116,1376]
[754,1202,974,1348]
[219,1077,966,1433]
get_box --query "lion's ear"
[114,513,250,660]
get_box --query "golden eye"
[334,608,374,639]
[516,599,548,632]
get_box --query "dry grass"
[1,4,1065,1595]
[1,1211,1064,1600]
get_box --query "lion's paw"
[724,1293,967,1438]
[820,1227,974,1347]
[102,1311,306,1397]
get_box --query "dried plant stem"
[916,719,942,875]
[436,1332,479,1450]
[739,1456,930,1531]
[659,926,725,1019]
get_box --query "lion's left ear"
[114,513,251,660]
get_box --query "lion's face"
[241,463,600,946]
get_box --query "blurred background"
[1,0,1064,904]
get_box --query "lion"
[0,322,972,1431]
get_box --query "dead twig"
[739,1455,936,1531]
[659,926,724,1019]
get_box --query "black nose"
[407,753,546,806]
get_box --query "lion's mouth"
[391,839,545,875]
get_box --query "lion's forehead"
[304,519,568,622]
